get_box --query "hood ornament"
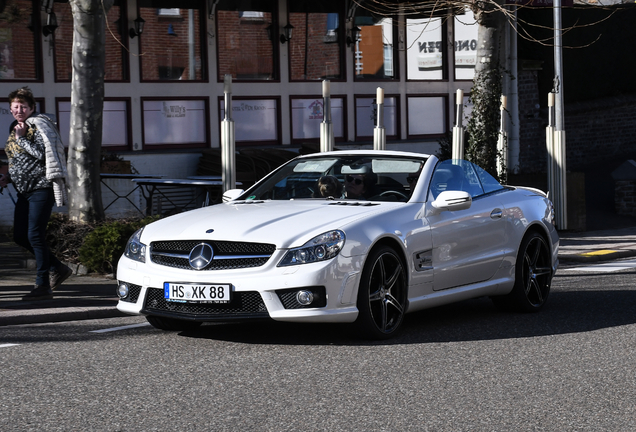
[189,243,214,270]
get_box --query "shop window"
[219,97,280,144]
[407,95,447,138]
[406,17,446,81]
[142,98,209,149]
[139,0,206,81]
[57,99,131,151]
[53,0,127,82]
[355,95,399,140]
[216,0,276,81]
[454,9,478,81]
[0,0,41,81]
[288,1,344,81]
[352,13,396,80]
[290,96,345,143]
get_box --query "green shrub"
[78,216,158,274]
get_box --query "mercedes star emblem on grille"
[189,243,214,270]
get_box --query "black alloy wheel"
[355,246,407,339]
[492,231,552,312]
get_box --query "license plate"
[164,282,231,303]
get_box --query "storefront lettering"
[418,39,477,53]
[232,102,268,112]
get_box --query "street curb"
[0,307,127,326]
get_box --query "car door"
[426,160,507,291]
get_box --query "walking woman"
[0,87,72,300]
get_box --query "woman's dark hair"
[8,87,36,109]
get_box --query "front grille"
[150,240,276,271]
[142,287,269,320]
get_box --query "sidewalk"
[2,226,636,327]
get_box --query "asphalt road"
[1,261,635,431]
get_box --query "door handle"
[490,208,503,219]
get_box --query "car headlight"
[124,228,147,263]
[278,230,345,267]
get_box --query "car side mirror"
[429,191,472,215]
[222,189,245,203]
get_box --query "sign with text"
[291,98,344,141]
[220,99,278,142]
[144,99,206,145]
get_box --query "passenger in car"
[313,175,343,199]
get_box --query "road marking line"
[90,323,151,333]
[580,250,618,256]
[0,344,20,348]
[565,259,636,273]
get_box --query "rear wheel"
[492,231,552,312]
[354,246,407,339]
[146,315,202,331]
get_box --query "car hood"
[140,200,400,249]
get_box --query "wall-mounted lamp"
[280,23,294,44]
[167,23,177,36]
[346,26,361,47]
[129,16,145,39]
[266,23,273,42]
[42,12,58,37]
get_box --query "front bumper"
[115,251,361,324]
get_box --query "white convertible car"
[116,150,559,339]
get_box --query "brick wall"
[615,180,636,217]
[518,69,636,174]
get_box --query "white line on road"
[563,259,636,273]
[0,344,20,348]
[90,323,151,333]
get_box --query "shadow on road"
[179,287,636,346]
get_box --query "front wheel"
[492,232,552,312]
[146,315,202,331]
[354,246,407,339]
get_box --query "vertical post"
[373,87,386,151]
[553,0,567,229]
[320,80,334,152]
[452,89,464,160]
[497,95,508,181]
[221,74,236,192]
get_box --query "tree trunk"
[67,0,113,223]
[466,1,506,177]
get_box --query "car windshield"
[239,154,428,202]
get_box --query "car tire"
[491,231,552,312]
[354,245,407,339]
[146,315,202,331]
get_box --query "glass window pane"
[407,96,446,136]
[289,2,343,81]
[220,98,278,143]
[454,10,478,81]
[53,1,126,82]
[406,17,444,80]
[291,97,344,141]
[143,99,207,146]
[139,2,205,81]
[353,16,395,80]
[356,96,397,138]
[58,100,129,148]
[0,0,40,81]
[217,0,276,81]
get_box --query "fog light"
[296,290,314,306]
[117,282,129,299]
